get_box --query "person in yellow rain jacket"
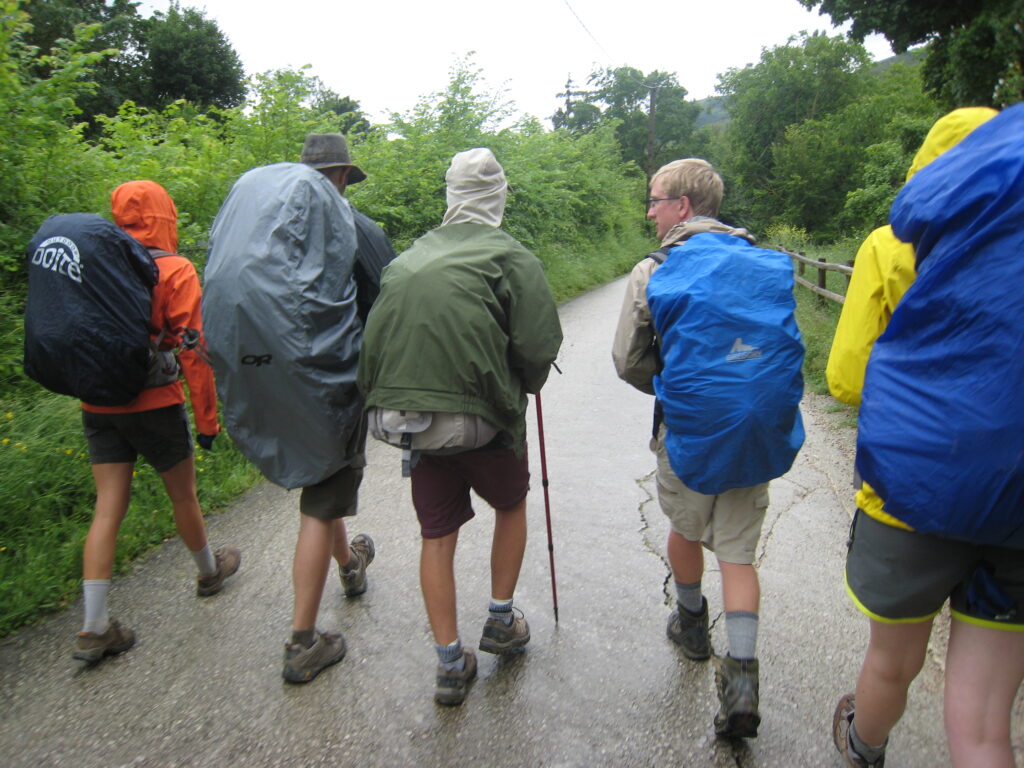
[825,107,1003,768]
[825,106,997,529]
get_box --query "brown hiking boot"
[435,649,477,706]
[341,534,375,597]
[282,630,347,684]
[833,693,887,766]
[73,618,135,663]
[713,654,761,738]
[479,608,530,654]
[667,597,711,660]
[196,546,242,596]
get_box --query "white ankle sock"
[82,579,111,634]
[191,543,217,578]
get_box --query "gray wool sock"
[674,580,704,615]
[191,543,217,578]
[725,611,759,660]
[82,579,111,634]
[436,639,465,671]
[489,598,514,626]
[849,720,887,765]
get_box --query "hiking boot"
[713,655,761,739]
[479,608,531,654]
[73,618,135,663]
[196,546,242,597]
[282,630,347,684]
[341,534,375,597]
[833,693,886,766]
[667,597,711,660]
[434,649,478,706]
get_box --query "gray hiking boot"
[833,693,887,766]
[340,534,375,597]
[196,546,242,597]
[667,597,711,660]
[479,608,530,654]
[435,649,478,706]
[713,655,761,739]
[281,630,347,684]
[73,618,136,663]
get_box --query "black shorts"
[298,420,368,520]
[845,509,1024,629]
[82,404,192,473]
[410,445,530,539]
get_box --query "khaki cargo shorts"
[655,425,770,564]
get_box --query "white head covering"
[441,148,507,227]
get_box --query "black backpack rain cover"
[203,163,362,489]
[23,213,158,406]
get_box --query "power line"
[560,0,665,91]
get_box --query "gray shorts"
[655,425,769,564]
[82,404,192,473]
[846,509,1024,628]
[299,420,368,520]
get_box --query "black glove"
[197,433,216,451]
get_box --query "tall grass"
[0,233,653,638]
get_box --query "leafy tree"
[0,1,114,279]
[770,61,937,237]
[799,0,1024,107]
[311,86,371,135]
[716,32,871,230]
[21,0,149,119]
[146,2,245,110]
[553,67,700,180]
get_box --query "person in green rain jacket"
[357,148,562,707]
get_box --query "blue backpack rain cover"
[648,232,805,495]
[23,213,158,406]
[856,103,1024,548]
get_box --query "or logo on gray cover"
[242,354,273,367]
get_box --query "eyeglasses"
[646,196,678,209]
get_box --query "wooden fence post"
[817,258,827,304]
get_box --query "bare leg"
[83,463,134,580]
[291,514,333,632]
[667,529,704,585]
[491,499,527,600]
[852,618,934,746]
[944,618,1024,768]
[421,530,460,646]
[331,517,351,569]
[719,561,760,614]
[158,456,207,552]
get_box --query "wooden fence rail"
[779,248,853,305]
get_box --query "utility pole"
[646,83,658,182]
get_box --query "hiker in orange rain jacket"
[72,180,241,665]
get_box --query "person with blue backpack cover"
[613,158,804,740]
[829,105,1023,768]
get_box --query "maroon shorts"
[410,445,530,539]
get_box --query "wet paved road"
[3,277,1012,767]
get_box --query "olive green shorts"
[654,425,770,564]
[299,420,367,520]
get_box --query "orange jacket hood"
[111,180,178,253]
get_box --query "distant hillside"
[691,47,925,131]
[694,96,728,128]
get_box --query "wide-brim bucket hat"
[300,133,367,184]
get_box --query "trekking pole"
[534,390,559,623]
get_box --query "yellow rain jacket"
[825,107,998,526]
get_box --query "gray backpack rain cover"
[203,162,362,489]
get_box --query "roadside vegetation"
[0,0,1018,636]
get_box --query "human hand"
[197,433,216,451]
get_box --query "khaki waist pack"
[367,407,498,476]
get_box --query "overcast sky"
[137,0,893,125]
